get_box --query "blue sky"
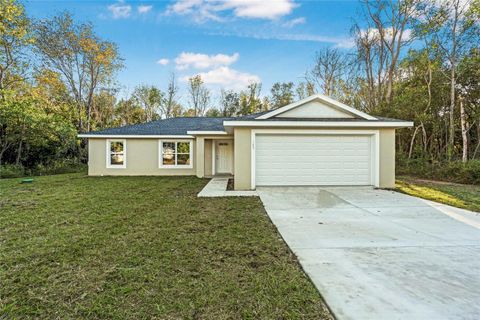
[26,0,362,101]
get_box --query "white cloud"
[210,31,355,49]
[157,58,170,65]
[108,1,132,19]
[182,66,260,90]
[175,52,240,70]
[282,17,305,28]
[360,27,413,42]
[222,0,297,19]
[334,38,356,49]
[138,5,153,14]
[167,0,296,21]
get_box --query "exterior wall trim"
[224,120,413,128]
[79,134,194,138]
[250,129,380,189]
[187,131,228,135]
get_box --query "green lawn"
[396,176,480,212]
[0,173,331,319]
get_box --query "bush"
[31,159,87,176]
[397,157,480,185]
[0,159,87,179]
[0,164,25,178]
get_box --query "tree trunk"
[408,125,421,159]
[448,67,456,160]
[473,125,480,159]
[459,97,468,162]
[15,140,22,165]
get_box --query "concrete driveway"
[257,187,480,320]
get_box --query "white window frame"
[106,139,127,169]
[159,140,193,169]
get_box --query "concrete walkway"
[257,186,480,320]
[198,177,257,197]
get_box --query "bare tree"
[352,0,418,110]
[363,0,418,102]
[423,0,476,159]
[187,75,210,116]
[308,48,349,97]
[162,73,179,118]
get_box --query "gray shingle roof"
[83,113,406,136]
[85,117,232,136]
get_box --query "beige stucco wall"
[379,128,395,188]
[233,127,397,190]
[88,138,196,176]
[233,128,252,190]
[204,139,213,176]
[277,100,355,118]
[88,129,396,189]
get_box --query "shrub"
[397,157,480,185]
[0,164,25,178]
[0,159,87,179]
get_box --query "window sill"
[159,165,193,169]
[106,165,127,169]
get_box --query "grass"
[396,176,480,212]
[0,173,331,319]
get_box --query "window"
[106,139,126,168]
[159,140,193,168]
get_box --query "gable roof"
[78,95,412,138]
[78,114,412,138]
[255,94,377,120]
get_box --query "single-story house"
[78,94,413,190]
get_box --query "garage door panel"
[255,134,373,186]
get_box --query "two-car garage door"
[255,134,374,186]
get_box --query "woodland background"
[0,0,479,183]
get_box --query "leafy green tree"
[296,81,315,100]
[0,88,76,167]
[270,82,294,108]
[114,98,145,126]
[34,12,123,132]
[0,0,32,94]
[238,82,263,115]
[220,89,240,116]
[92,89,117,129]
[205,108,221,117]
[132,84,163,121]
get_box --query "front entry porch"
[195,136,234,178]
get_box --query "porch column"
[195,137,205,178]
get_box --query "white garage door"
[255,134,373,186]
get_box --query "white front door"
[215,141,232,174]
